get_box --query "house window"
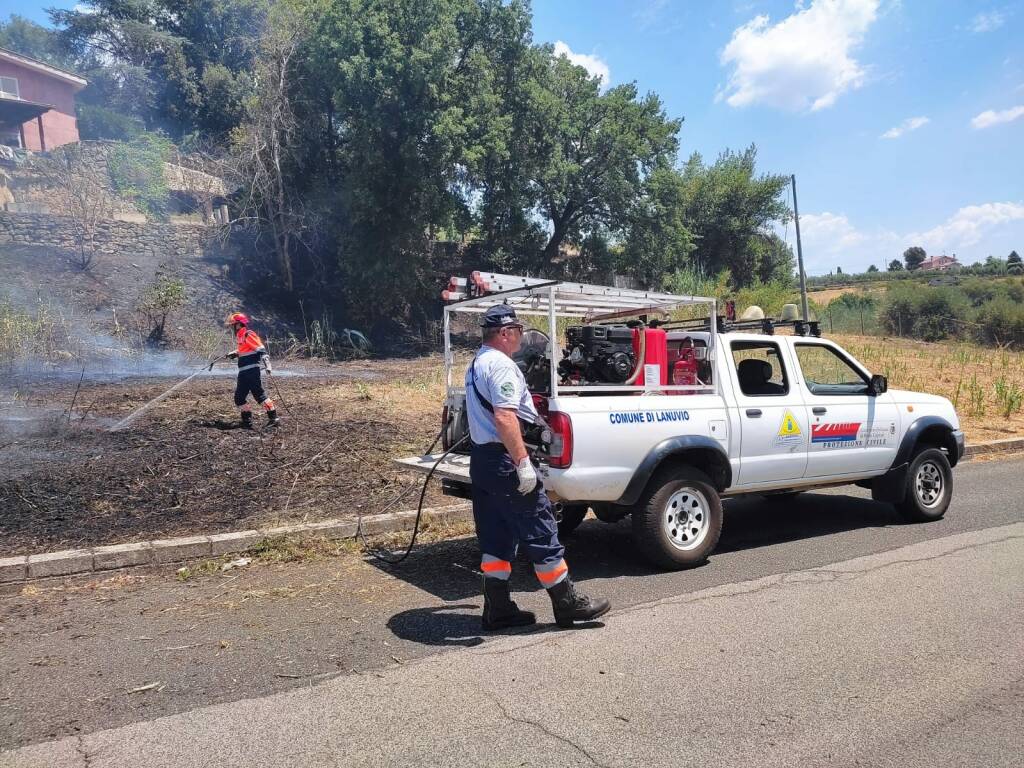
[0,76,19,99]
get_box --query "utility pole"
[791,174,809,322]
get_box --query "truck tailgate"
[393,453,471,484]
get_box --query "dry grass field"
[834,334,1024,441]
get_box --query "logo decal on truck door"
[812,422,861,445]
[773,409,803,448]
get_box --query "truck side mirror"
[869,374,888,396]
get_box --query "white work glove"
[263,357,273,374]
[515,457,539,494]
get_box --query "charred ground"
[0,358,449,556]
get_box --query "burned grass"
[0,358,449,556]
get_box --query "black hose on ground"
[356,421,469,566]
[265,366,466,565]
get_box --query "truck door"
[728,339,809,485]
[792,341,899,478]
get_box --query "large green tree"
[522,52,680,269]
[620,166,695,288]
[674,146,790,287]
[295,0,532,322]
[50,0,266,140]
[0,15,76,68]
[903,246,926,271]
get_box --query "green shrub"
[880,284,968,341]
[913,288,968,341]
[972,298,1024,347]
[961,277,999,307]
[108,133,173,218]
[137,274,187,344]
[664,266,729,299]
[822,292,880,334]
[732,281,804,317]
[881,283,918,336]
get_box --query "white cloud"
[718,0,879,112]
[880,115,929,139]
[553,41,611,89]
[969,10,1007,33]
[970,105,1024,129]
[797,203,1024,274]
[635,0,669,30]
[798,211,900,273]
[911,202,1024,251]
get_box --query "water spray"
[106,365,210,432]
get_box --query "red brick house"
[919,254,959,271]
[0,47,86,151]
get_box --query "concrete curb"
[0,503,472,585]
[3,435,1023,584]
[962,437,1024,458]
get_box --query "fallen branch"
[67,368,86,424]
[127,681,164,694]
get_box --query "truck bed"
[393,453,472,484]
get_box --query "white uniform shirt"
[465,345,540,445]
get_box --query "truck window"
[667,337,712,386]
[731,341,789,396]
[795,344,868,396]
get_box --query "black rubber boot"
[547,578,610,628]
[482,578,536,631]
[240,411,253,430]
[266,409,279,427]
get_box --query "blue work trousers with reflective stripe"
[469,443,564,567]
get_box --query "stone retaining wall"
[0,211,215,260]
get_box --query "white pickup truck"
[399,274,965,570]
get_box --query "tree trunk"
[542,219,569,269]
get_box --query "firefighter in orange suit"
[217,312,278,429]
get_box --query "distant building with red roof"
[919,254,959,271]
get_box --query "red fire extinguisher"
[671,346,699,394]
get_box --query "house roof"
[0,47,88,90]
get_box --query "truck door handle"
[812,407,827,415]
[745,409,762,418]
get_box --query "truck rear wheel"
[556,504,589,538]
[631,466,723,570]
[895,447,952,522]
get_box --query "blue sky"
[5,0,1023,274]
[532,0,1024,274]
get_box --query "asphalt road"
[2,455,1023,765]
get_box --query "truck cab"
[398,273,964,570]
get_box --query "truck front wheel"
[895,447,953,522]
[631,466,723,570]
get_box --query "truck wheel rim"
[915,461,944,508]
[664,487,710,551]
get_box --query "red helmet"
[225,312,249,327]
